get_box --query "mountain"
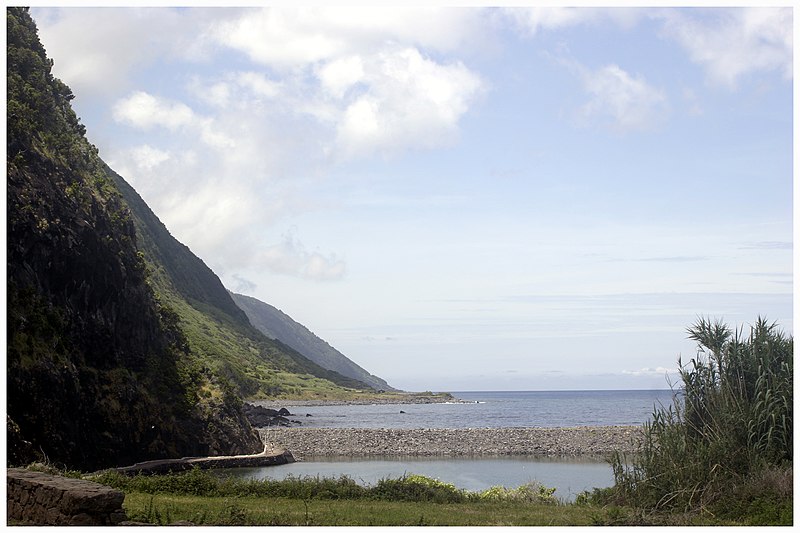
[6,7,261,470]
[6,7,374,471]
[230,292,395,392]
[106,163,375,399]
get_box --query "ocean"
[219,390,678,501]
[278,389,678,429]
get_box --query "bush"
[372,474,467,503]
[603,317,792,517]
[475,482,557,504]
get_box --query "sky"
[26,4,793,392]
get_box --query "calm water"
[274,389,677,429]
[224,390,677,501]
[222,455,613,502]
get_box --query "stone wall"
[7,468,127,526]
[114,447,295,475]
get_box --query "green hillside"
[6,7,262,470]
[231,291,395,392]
[6,7,371,472]
[107,165,376,399]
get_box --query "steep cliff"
[6,7,261,470]
[107,165,374,399]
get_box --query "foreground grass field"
[123,493,603,526]
[121,490,762,526]
[83,467,774,526]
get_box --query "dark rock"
[243,404,298,428]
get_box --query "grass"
[122,493,602,526]
[88,466,781,526]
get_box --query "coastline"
[259,426,643,459]
[251,393,464,408]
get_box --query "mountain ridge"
[6,7,386,471]
[230,291,396,392]
[105,162,377,397]
[7,7,261,470]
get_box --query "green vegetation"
[92,467,557,506]
[230,291,396,391]
[120,493,595,526]
[106,157,379,401]
[81,467,752,526]
[7,4,386,473]
[593,316,792,525]
[7,6,241,470]
[92,468,593,526]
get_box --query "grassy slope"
[230,291,396,392]
[105,166,375,400]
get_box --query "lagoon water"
[225,455,613,502]
[224,390,677,501]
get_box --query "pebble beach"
[259,426,643,459]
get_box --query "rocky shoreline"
[259,426,643,459]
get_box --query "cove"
[217,455,614,502]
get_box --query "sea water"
[221,389,677,501]
[277,389,677,429]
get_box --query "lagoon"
[220,455,614,502]
[230,391,672,502]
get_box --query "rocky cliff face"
[6,7,261,471]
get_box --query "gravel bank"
[259,426,642,459]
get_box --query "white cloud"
[113,91,236,151]
[622,366,677,377]
[32,7,228,100]
[236,71,282,99]
[159,180,260,255]
[576,64,667,132]
[658,7,792,89]
[113,91,195,130]
[332,48,484,158]
[257,230,346,281]
[503,7,597,35]
[33,7,160,98]
[213,8,345,67]
[198,118,237,150]
[129,145,170,171]
[211,7,486,69]
[503,6,644,35]
[318,56,366,99]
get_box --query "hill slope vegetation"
[6,7,375,471]
[231,292,395,391]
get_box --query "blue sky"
[28,5,793,391]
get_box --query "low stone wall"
[113,446,295,475]
[7,468,127,526]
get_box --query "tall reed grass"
[603,316,792,515]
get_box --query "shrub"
[475,482,557,504]
[372,474,467,504]
[603,317,792,516]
